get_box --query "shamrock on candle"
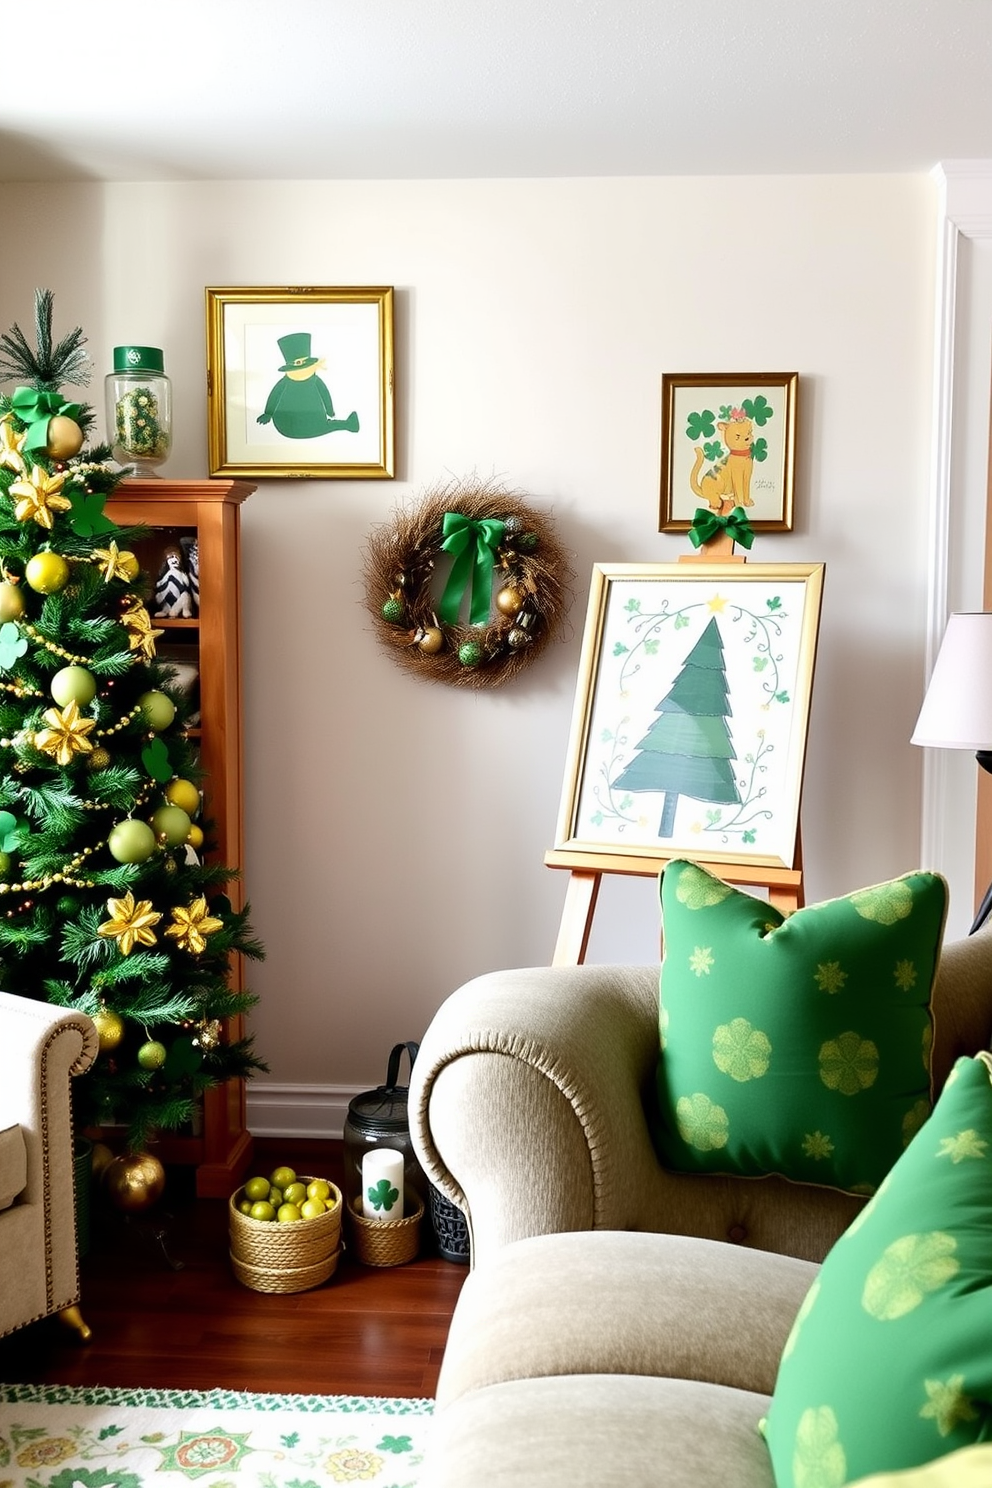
[367,1177,400,1213]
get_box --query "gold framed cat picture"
[659,372,797,533]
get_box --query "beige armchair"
[410,926,992,1270]
[0,991,98,1338]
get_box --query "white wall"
[0,173,950,1130]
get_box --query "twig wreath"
[363,476,574,689]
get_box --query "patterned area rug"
[0,1381,432,1485]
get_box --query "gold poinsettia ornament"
[121,596,163,661]
[98,890,162,955]
[0,414,26,473]
[92,539,140,584]
[33,697,96,764]
[8,463,72,528]
[165,896,224,955]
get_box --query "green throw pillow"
[764,1054,992,1487]
[652,859,947,1194]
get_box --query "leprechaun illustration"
[256,331,360,440]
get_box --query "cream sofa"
[0,991,98,1339]
[410,927,992,1487]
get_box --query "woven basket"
[348,1193,423,1267]
[228,1177,343,1293]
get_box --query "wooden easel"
[546,532,805,965]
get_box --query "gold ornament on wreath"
[363,476,574,689]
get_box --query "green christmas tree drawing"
[0,290,265,1150]
[612,616,741,837]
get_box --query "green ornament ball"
[0,851,12,881]
[108,818,157,864]
[137,1039,167,1071]
[138,690,176,731]
[381,597,406,624]
[517,532,539,551]
[458,641,483,668]
[51,665,97,708]
[150,803,191,846]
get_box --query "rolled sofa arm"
[410,963,663,1268]
[0,992,98,1333]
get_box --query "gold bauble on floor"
[103,1151,166,1212]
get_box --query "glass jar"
[341,1042,427,1222]
[105,345,171,475]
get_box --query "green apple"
[249,1200,276,1222]
[269,1165,297,1190]
[300,1197,326,1220]
[244,1176,270,1202]
[307,1179,331,1203]
[238,1199,252,1215]
[276,1202,302,1223]
[283,1181,307,1206]
[268,1185,283,1208]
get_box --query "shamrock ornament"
[0,621,28,670]
[141,736,173,783]
[68,486,116,538]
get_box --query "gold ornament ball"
[0,581,25,621]
[186,823,204,850]
[45,415,84,460]
[25,551,70,595]
[87,746,112,772]
[164,777,200,816]
[92,1006,125,1052]
[496,585,524,615]
[137,1038,167,1070]
[103,1151,166,1213]
[118,550,140,582]
[416,625,444,655]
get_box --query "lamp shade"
[911,612,992,749]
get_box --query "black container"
[342,1042,427,1221]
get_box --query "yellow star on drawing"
[8,465,72,529]
[98,890,162,956]
[121,598,163,661]
[0,414,26,473]
[165,896,224,955]
[707,593,728,613]
[92,540,138,584]
[33,698,96,765]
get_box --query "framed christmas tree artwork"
[552,562,824,872]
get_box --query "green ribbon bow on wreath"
[437,512,506,626]
[10,386,82,454]
[688,506,755,551]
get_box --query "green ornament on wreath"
[363,476,574,689]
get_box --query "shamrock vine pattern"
[587,592,791,848]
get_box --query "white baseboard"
[246,1083,367,1141]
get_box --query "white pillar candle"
[361,1147,405,1220]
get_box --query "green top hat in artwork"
[277,332,320,372]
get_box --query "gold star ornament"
[165,896,224,955]
[8,465,72,529]
[98,890,162,955]
[92,540,140,583]
[121,597,163,661]
[0,414,26,473]
[33,698,96,765]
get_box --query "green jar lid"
[113,345,165,374]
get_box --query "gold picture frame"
[205,286,395,479]
[660,372,798,532]
[552,562,824,872]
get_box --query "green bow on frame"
[437,512,506,626]
[688,506,755,551]
[10,386,82,453]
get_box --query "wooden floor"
[0,1140,467,1399]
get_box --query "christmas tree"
[613,616,741,837]
[0,290,264,1151]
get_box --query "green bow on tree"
[688,506,755,551]
[9,385,82,453]
[438,512,506,625]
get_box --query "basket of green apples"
[229,1165,343,1293]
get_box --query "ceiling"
[4,1,992,182]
